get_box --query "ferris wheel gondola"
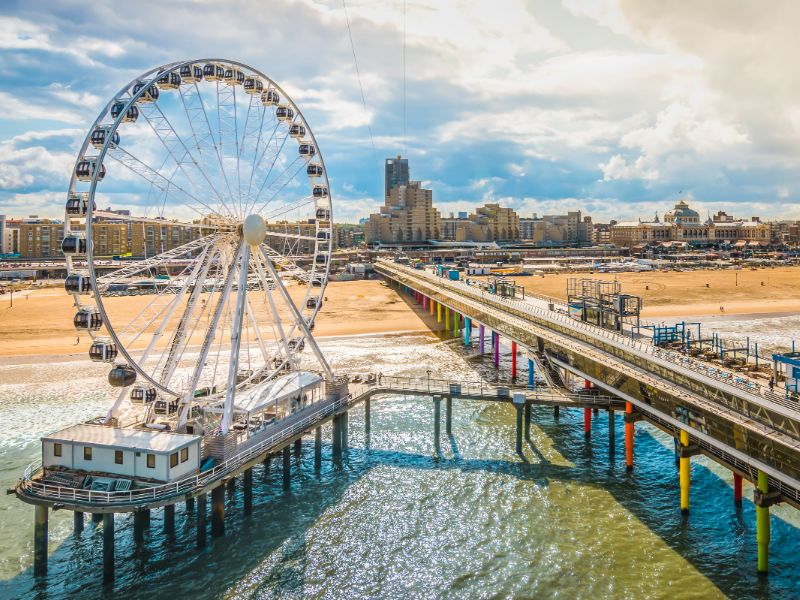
[62,59,334,435]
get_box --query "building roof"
[234,371,324,414]
[42,424,200,452]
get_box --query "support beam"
[315,425,322,469]
[433,395,441,452]
[164,504,175,536]
[243,468,253,515]
[625,401,634,470]
[679,429,691,514]
[756,470,770,574]
[734,472,743,506]
[283,446,291,491]
[73,511,84,534]
[197,493,207,547]
[33,505,48,577]
[211,485,225,537]
[446,396,452,437]
[103,513,114,584]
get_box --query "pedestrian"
[769,377,775,392]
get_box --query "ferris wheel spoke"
[136,101,233,217]
[248,156,305,215]
[246,119,280,202]
[216,81,242,218]
[96,234,220,287]
[119,243,213,394]
[264,230,318,242]
[156,244,220,389]
[92,210,222,231]
[106,145,220,218]
[183,81,238,213]
[263,196,315,221]
[246,128,293,213]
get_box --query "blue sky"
[0,0,798,223]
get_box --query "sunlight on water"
[0,328,798,599]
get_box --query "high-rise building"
[366,181,441,244]
[384,155,409,199]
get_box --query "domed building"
[663,200,700,224]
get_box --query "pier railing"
[18,394,351,507]
[378,261,800,414]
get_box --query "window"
[53,443,62,457]
[84,446,92,461]
[147,453,155,468]
[180,447,189,463]
[115,450,123,465]
[170,452,178,468]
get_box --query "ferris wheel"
[62,59,334,433]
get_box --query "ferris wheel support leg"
[178,243,242,430]
[222,243,250,434]
[259,248,334,380]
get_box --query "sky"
[0,0,799,223]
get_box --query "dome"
[664,200,699,224]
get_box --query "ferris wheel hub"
[242,213,266,246]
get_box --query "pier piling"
[294,437,302,456]
[283,446,291,490]
[446,396,452,436]
[226,477,235,497]
[243,468,253,515]
[92,512,103,523]
[33,505,48,577]
[511,341,518,378]
[528,358,535,388]
[196,493,207,547]
[263,453,271,476]
[341,410,349,452]
[524,403,531,441]
[211,485,225,537]
[464,317,471,346]
[133,510,146,544]
[102,513,114,584]
[479,324,485,353]
[332,415,342,460]
[515,403,524,455]
[625,402,634,470]
[734,472,743,505]
[494,333,500,367]
[679,430,691,514]
[584,408,592,437]
[73,510,84,534]
[164,504,175,535]
[756,470,770,573]
[365,398,371,440]
[433,395,441,453]
[608,409,615,457]
[186,497,195,513]
[314,426,322,469]
[554,406,560,420]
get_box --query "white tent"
[233,371,323,416]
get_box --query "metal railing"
[18,395,351,507]
[378,260,800,416]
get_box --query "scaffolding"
[566,278,641,332]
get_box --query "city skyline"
[1,2,799,224]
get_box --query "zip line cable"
[342,0,380,194]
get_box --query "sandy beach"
[1,268,799,359]
[508,266,800,318]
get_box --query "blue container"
[448,270,459,281]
